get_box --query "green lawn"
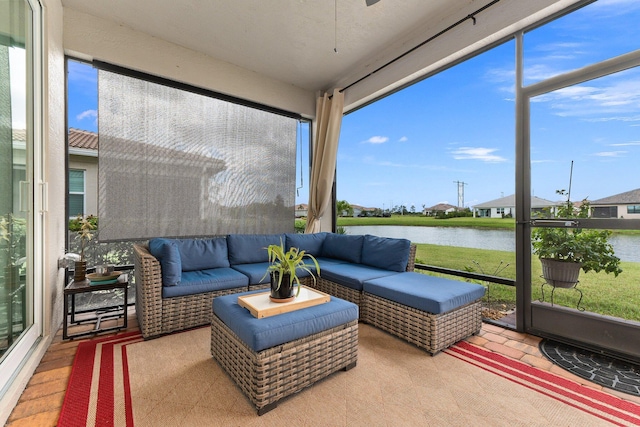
[296,217,640,320]
[414,243,640,322]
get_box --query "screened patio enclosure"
[3,0,639,422]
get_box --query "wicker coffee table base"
[210,314,358,415]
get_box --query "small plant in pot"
[70,214,97,281]
[532,191,622,288]
[263,239,320,303]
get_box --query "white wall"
[63,8,317,119]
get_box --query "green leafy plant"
[262,239,320,297]
[531,191,622,276]
[72,215,97,261]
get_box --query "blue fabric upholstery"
[231,262,272,285]
[176,237,230,271]
[213,291,358,352]
[149,238,181,286]
[227,234,284,265]
[361,235,411,272]
[363,272,486,314]
[321,234,364,264]
[285,232,327,256]
[162,267,249,298]
[320,262,398,291]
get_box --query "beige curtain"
[305,88,344,233]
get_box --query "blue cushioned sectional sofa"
[134,232,485,354]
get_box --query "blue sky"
[67,0,640,211]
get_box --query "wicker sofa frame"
[134,243,268,339]
[210,313,358,415]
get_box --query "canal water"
[344,225,640,263]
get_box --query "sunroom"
[2,0,640,424]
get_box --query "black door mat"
[540,339,640,397]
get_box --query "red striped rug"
[58,331,143,427]
[58,330,640,426]
[444,341,640,426]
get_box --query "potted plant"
[263,239,320,302]
[532,191,622,288]
[70,215,97,281]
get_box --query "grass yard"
[414,243,640,322]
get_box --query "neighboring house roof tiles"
[427,203,458,211]
[474,194,556,209]
[590,188,640,205]
[69,128,98,150]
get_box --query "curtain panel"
[305,89,344,233]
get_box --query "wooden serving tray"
[238,286,330,319]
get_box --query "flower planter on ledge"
[540,258,581,289]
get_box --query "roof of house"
[473,194,556,209]
[590,188,640,205]
[69,128,98,150]
[426,203,458,211]
[351,204,376,211]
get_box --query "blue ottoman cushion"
[213,291,359,352]
[363,272,486,314]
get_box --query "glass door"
[0,0,39,392]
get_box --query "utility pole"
[453,181,468,208]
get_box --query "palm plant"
[263,239,320,297]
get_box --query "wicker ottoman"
[362,272,485,355]
[210,291,359,415]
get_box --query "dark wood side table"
[63,276,128,340]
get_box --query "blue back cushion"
[361,235,411,272]
[227,234,284,265]
[148,238,182,286]
[176,238,230,271]
[321,234,364,264]
[285,232,327,256]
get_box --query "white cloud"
[452,147,507,163]
[77,109,98,121]
[364,136,388,144]
[534,72,640,119]
[398,136,408,142]
[609,141,640,146]
[593,151,627,157]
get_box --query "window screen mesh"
[98,70,296,241]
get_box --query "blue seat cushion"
[227,234,284,265]
[321,234,364,264]
[213,291,358,352]
[231,262,272,285]
[162,267,249,298]
[319,263,398,291]
[363,272,486,314]
[361,235,411,272]
[285,232,327,256]
[176,237,230,271]
[148,238,181,286]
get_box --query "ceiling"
[60,0,575,113]
[61,0,484,92]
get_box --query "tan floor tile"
[485,341,526,360]
[481,331,509,344]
